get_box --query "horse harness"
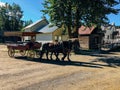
[61,41,72,53]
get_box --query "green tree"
[0,3,23,42]
[23,20,33,27]
[21,20,33,31]
[42,0,120,38]
[0,3,23,32]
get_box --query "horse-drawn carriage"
[4,31,80,61]
[4,31,42,59]
[7,42,42,59]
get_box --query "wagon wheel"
[19,50,26,56]
[8,48,15,57]
[27,50,35,60]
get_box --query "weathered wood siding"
[79,36,89,49]
[89,35,101,49]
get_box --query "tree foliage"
[42,0,120,37]
[23,20,33,27]
[0,3,23,32]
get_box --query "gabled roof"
[78,25,96,35]
[24,18,58,33]
[24,18,49,32]
[38,24,58,33]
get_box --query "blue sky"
[1,0,45,22]
[1,0,120,26]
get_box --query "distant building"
[101,24,118,44]
[24,18,49,41]
[78,25,103,50]
[116,28,120,42]
[24,18,68,43]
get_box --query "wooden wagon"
[7,42,42,59]
[4,31,43,59]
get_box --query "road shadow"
[75,49,119,58]
[13,48,120,68]
[15,56,110,68]
[91,56,120,67]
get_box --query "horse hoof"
[39,57,42,60]
[56,58,60,61]
[68,59,71,62]
[39,58,42,61]
[61,59,64,61]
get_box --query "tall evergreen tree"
[42,0,120,38]
[0,3,23,32]
[23,20,33,27]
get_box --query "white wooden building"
[24,18,68,44]
[24,18,48,41]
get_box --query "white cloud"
[0,2,5,7]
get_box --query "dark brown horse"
[39,40,80,61]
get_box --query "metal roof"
[24,19,48,29]
[78,26,95,35]
[38,24,58,33]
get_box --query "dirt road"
[0,45,120,90]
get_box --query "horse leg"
[46,51,49,60]
[61,53,67,61]
[50,51,53,60]
[39,51,44,60]
[55,52,60,61]
[67,52,71,61]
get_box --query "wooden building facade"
[78,25,103,50]
[24,18,68,44]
